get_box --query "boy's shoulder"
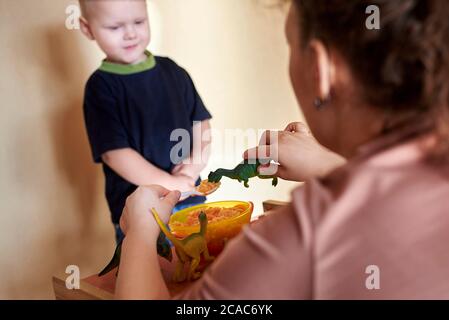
[153,55,175,65]
[85,68,115,91]
[153,55,197,87]
[153,55,178,66]
[154,55,189,75]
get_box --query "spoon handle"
[180,190,203,199]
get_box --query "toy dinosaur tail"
[98,240,122,276]
[151,208,182,247]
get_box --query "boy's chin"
[122,52,146,65]
[107,51,145,65]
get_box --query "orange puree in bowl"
[171,205,247,228]
[169,201,253,256]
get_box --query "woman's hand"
[243,122,346,182]
[116,185,179,300]
[120,185,180,242]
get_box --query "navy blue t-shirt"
[83,53,212,224]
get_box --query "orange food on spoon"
[196,179,220,195]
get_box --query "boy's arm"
[102,148,195,191]
[171,120,211,180]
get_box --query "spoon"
[180,180,221,199]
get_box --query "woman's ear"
[79,17,95,40]
[308,40,333,99]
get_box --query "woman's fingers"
[243,145,278,162]
[272,165,291,181]
[154,190,180,224]
[121,186,180,233]
[258,163,299,182]
[140,185,179,212]
[245,124,309,160]
[242,148,254,159]
[161,190,181,208]
[143,184,170,197]
[284,122,311,135]
[259,129,279,146]
[258,163,278,176]
[137,185,179,206]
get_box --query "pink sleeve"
[173,203,313,299]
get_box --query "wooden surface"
[262,200,288,212]
[53,275,114,300]
[53,200,287,300]
[52,250,193,300]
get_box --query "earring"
[313,95,330,110]
[313,98,324,109]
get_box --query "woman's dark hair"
[294,0,449,161]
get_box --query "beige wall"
[0,0,302,299]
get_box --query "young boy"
[79,0,212,244]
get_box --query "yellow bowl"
[169,201,253,256]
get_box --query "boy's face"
[80,0,150,64]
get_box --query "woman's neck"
[338,107,431,158]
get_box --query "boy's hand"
[171,163,186,176]
[170,173,196,192]
[171,163,202,181]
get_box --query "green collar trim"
[99,50,156,75]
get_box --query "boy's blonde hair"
[78,0,93,19]
[79,0,147,19]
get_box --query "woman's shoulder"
[289,135,449,299]
[344,133,449,198]
[291,133,449,232]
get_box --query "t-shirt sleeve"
[180,68,212,122]
[173,203,313,299]
[83,73,130,163]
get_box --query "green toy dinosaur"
[98,240,122,277]
[98,232,172,277]
[152,208,214,282]
[208,159,278,188]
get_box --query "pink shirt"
[176,125,449,299]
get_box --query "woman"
[115,0,449,299]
